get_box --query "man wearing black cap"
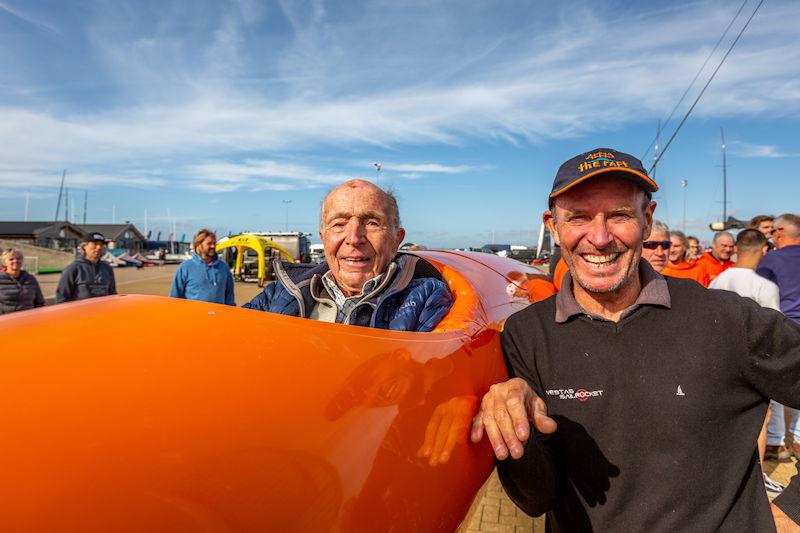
[56,232,117,303]
[470,148,800,532]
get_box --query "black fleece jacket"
[55,257,117,303]
[498,276,800,533]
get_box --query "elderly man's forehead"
[323,182,390,215]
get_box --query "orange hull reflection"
[0,251,542,532]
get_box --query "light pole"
[680,179,688,232]
[282,200,292,232]
[374,162,381,187]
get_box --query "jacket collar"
[555,259,671,323]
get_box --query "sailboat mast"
[720,127,727,224]
[54,169,66,222]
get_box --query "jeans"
[767,401,800,446]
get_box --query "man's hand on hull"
[470,377,557,460]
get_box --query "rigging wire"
[649,0,764,175]
[641,0,749,162]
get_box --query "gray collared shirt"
[555,259,671,323]
[309,262,398,324]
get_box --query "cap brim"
[550,167,659,198]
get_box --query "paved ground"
[36,263,264,305]
[30,265,800,531]
[464,455,797,532]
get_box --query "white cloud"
[0,1,60,34]
[382,163,477,174]
[0,1,798,191]
[729,141,797,158]
[183,159,350,192]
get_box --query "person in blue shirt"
[170,229,235,306]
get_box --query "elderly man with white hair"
[757,213,800,466]
[640,219,670,273]
[244,179,452,332]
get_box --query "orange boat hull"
[0,251,540,532]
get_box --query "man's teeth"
[582,253,619,265]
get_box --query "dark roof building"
[77,224,146,250]
[0,221,85,250]
[0,221,147,251]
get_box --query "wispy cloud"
[184,159,350,192]
[381,163,478,174]
[0,1,798,192]
[0,1,60,34]
[0,167,166,189]
[729,141,798,158]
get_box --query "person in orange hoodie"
[695,231,735,283]
[662,230,710,286]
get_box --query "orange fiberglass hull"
[0,251,540,532]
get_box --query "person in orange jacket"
[552,257,568,292]
[662,230,710,286]
[695,231,735,283]
[507,270,557,303]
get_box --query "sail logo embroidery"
[546,388,604,402]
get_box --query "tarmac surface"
[29,264,800,531]
[36,263,264,305]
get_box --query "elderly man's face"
[320,181,405,296]
[712,234,734,261]
[641,229,669,273]
[545,177,654,294]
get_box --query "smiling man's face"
[545,176,654,295]
[320,180,405,297]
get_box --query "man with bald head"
[244,179,452,332]
[696,231,735,283]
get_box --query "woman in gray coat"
[0,248,45,314]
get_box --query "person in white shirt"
[710,228,783,495]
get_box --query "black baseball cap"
[550,148,658,200]
[83,232,107,244]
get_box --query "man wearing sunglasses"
[470,148,800,532]
[641,220,670,273]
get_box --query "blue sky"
[1,0,798,247]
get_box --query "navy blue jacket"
[56,257,117,303]
[243,255,452,332]
[0,271,45,314]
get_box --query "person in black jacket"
[0,248,44,314]
[470,148,800,532]
[56,232,117,303]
